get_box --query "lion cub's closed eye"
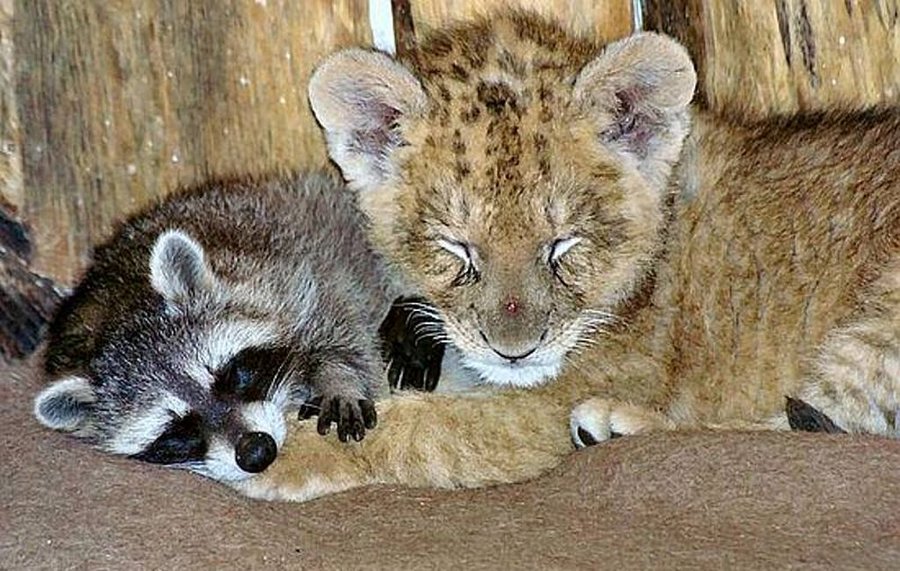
[309,17,693,388]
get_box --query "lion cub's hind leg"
[795,258,900,437]
[570,398,675,448]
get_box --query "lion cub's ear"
[573,33,697,183]
[308,49,428,192]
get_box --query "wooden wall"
[1,0,898,360]
[14,1,372,285]
[646,0,900,117]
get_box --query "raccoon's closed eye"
[437,238,480,286]
[216,346,288,401]
[132,412,206,465]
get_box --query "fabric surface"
[4,356,899,570]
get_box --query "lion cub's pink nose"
[505,296,521,316]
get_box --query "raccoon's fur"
[34,171,397,483]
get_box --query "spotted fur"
[248,10,900,501]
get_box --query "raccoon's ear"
[573,33,696,183]
[34,376,96,431]
[308,48,428,192]
[150,230,217,306]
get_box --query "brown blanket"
[4,356,900,570]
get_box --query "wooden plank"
[0,0,19,213]
[15,0,371,284]
[411,0,634,44]
[646,0,900,118]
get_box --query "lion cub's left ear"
[574,33,697,183]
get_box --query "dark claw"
[316,399,339,436]
[337,401,352,443]
[351,416,365,442]
[316,411,330,435]
[386,359,402,390]
[424,357,441,392]
[786,397,846,433]
[307,396,377,442]
[576,426,599,447]
[360,399,377,429]
[379,296,446,392]
[298,396,323,420]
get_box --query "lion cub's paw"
[570,398,670,448]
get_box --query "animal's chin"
[460,356,563,388]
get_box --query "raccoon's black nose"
[235,432,277,473]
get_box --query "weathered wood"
[411,0,634,44]
[15,0,372,285]
[0,246,62,362]
[646,0,900,118]
[392,0,418,59]
[0,202,62,362]
[0,0,19,212]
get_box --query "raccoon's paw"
[570,398,670,448]
[298,396,377,443]
[379,296,445,392]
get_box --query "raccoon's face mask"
[34,230,303,481]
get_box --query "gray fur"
[34,171,397,482]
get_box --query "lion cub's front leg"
[791,258,900,436]
[236,388,575,501]
[569,398,675,447]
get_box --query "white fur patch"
[241,401,287,449]
[460,354,562,388]
[33,376,96,432]
[437,238,473,266]
[549,236,582,263]
[433,347,487,394]
[201,321,279,374]
[192,436,251,483]
[106,392,191,456]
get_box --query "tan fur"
[239,11,900,501]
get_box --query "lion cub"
[237,11,900,501]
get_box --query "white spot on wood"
[279,95,286,105]
[368,0,396,55]
[171,152,180,164]
[838,35,846,46]
[632,0,644,32]
[127,164,137,176]
[239,76,250,87]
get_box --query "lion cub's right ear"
[308,49,428,192]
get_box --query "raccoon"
[33,171,398,483]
